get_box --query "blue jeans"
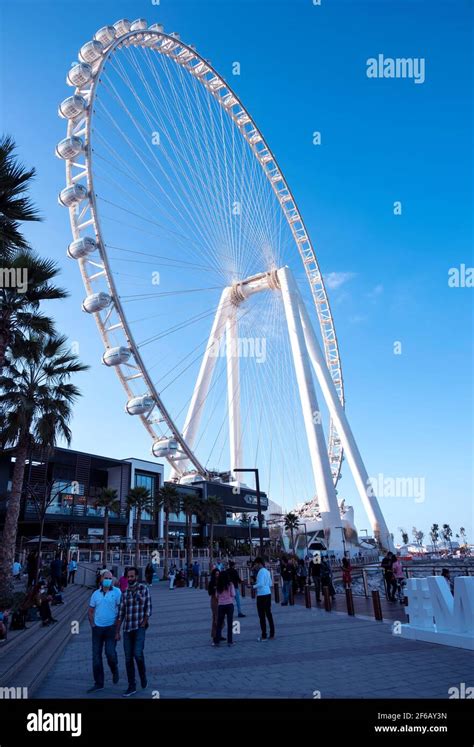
[92,624,118,687]
[123,627,147,688]
[282,579,292,604]
[214,604,234,644]
[234,587,243,615]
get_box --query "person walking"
[320,556,336,600]
[119,568,129,593]
[228,561,245,618]
[392,555,405,602]
[296,558,307,593]
[310,556,321,601]
[253,557,275,641]
[87,570,121,693]
[381,552,397,601]
[168,563,177,590]
[67,556,78,584]
[212,570,235,647]
[342,556,352,589]
[208,567,225,642]
[50,554,63,590]
[116,567,152,697]
[279,555,293,606]
[145,562,154,586]
[192,560,200,588]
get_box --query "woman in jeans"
[212,570,235,647]
[208,568,224,642]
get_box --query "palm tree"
[240,513,252,557]
[442,524,453,553]
[459,527,467,548]
[95,488,120,567]
[0,252,67,368]
[399,528,409,545]
[156,484,180,578]
[181,493,202,568]
[430,523,440,554]
[126,486,154,566]
[284,512,300,553]
[0,334,88,602]
[0,135,41,260]
[200,494,224,559]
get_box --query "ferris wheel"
[56,18,393,550]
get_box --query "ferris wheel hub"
[230,268,280,305]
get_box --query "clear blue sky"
[0,0,472,544]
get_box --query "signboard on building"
[88,528,104,536]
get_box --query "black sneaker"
[87,685,104,694]
[122,686,137,697]
[238,613,246,618]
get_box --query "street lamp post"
[234,468,264,557]
[299,522,310,558]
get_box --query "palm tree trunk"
[0,438,29,601]
[209,522,214,561]
[163,510,170,579]
[135,512,141,567]
[104,508,109,568]
[36,512,46,585]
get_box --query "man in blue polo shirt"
[87,570,122,693]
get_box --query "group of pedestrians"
[208,557,275,646]
[381,551,405,602]
[87,566,152,697]
[280,554,336,604]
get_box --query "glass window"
[135,472,157,519]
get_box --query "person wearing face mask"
[116,566,152,697]
[87,570,122,693]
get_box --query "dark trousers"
[68,571,76,584]
[214,603,234,644]
[257,594,274,639]
[312,576,321,599]
[92,624,118,687]
[384,573,397,600]
[39,599,53,623]
[123,627,146,688]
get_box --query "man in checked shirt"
[115,566,152,697]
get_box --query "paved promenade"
[35,582,473,699]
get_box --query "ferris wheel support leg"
[296,292,394,552]
[226,308,242,478]
[169,287,232,481]
[277,267,343,546]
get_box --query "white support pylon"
[296,287,394,551]
[169,287,232,480]
[226,307,242,477]
[277,266,343,547]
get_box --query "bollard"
[372,590,383,620]
[240,580,246,598]
[305,584,312,609]
[323,586,331,612]
[345,587,355,616]
[289,586,295,606]
[199,575,204,590]
[273,581,280,603]
[251,585,256,599]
